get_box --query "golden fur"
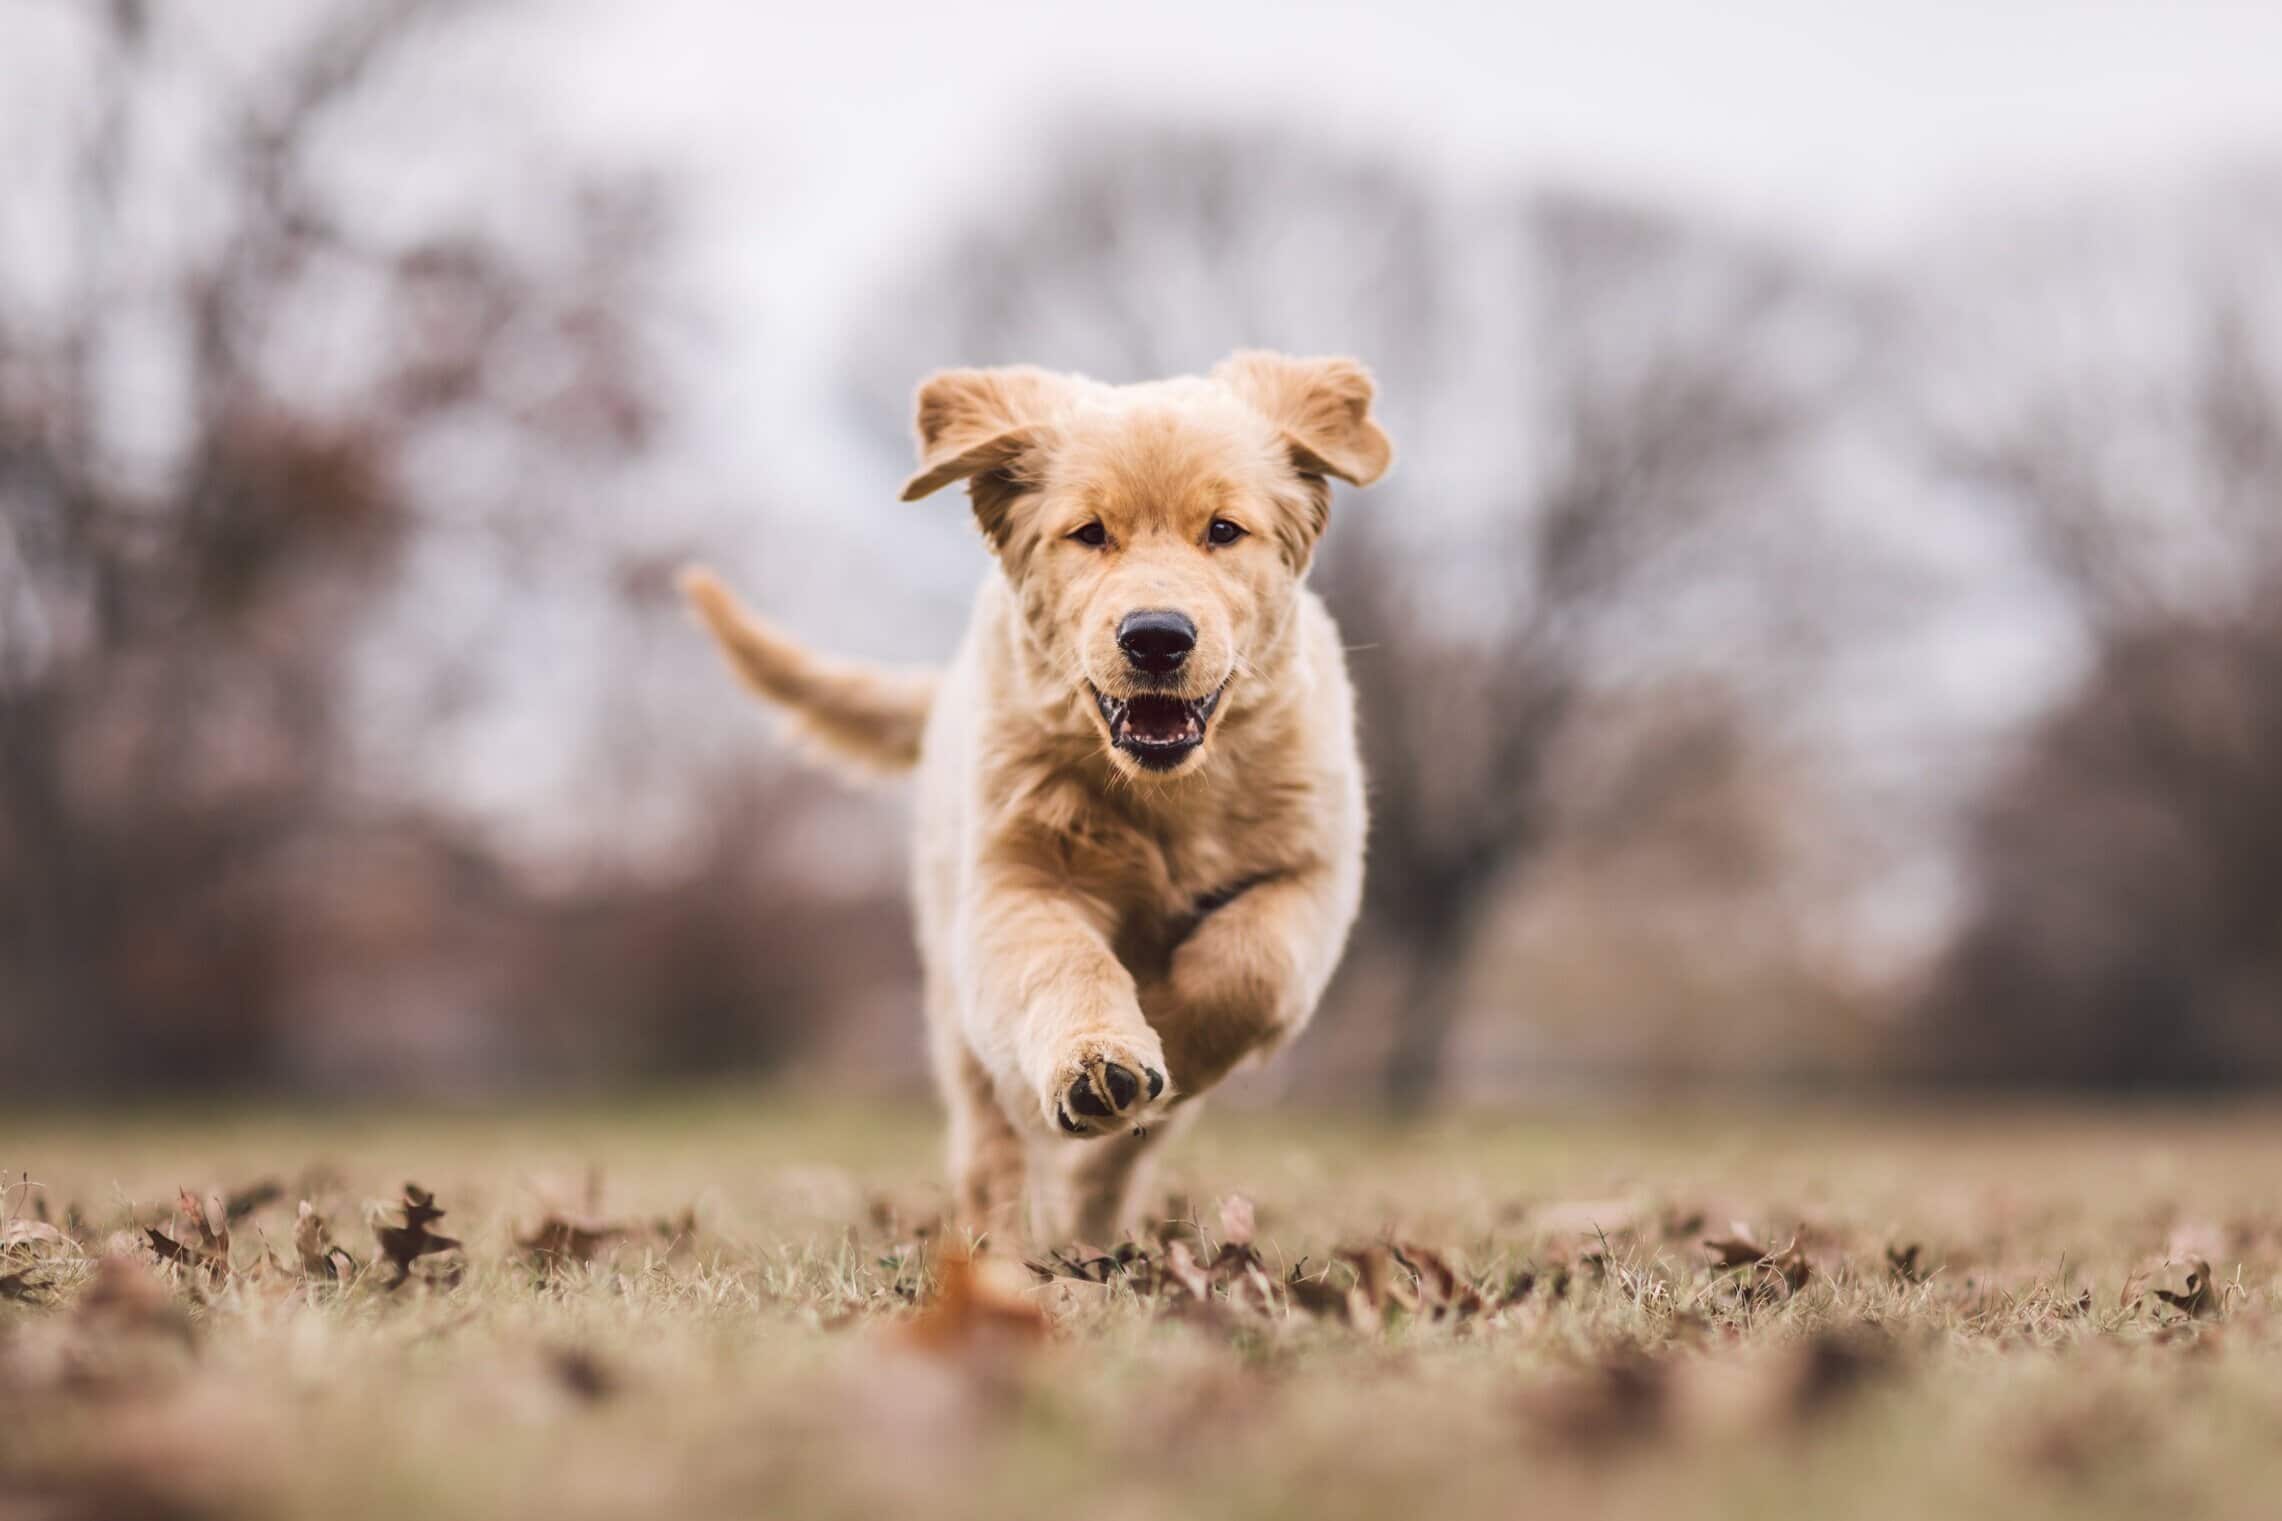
[684,351,1391,1241]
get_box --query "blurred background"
[4,0,2279,1106]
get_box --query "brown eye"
[1207,518,1245,546]
[1069,522,1108,547]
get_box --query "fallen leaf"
[1659,1207,1708,1239]
[0,1265,48,1302]
[1502,1264,1572,1304]
[375,1183,461,1288]
[2016,1391,2148,1477]
[1704,1229,1768,1271]
[1338,1244,1418,1324]
[2150,1257,2220,1320]
[1285,1262,1363,1325]
[1026,1241,1147,1289]
[293,1201,357,1281]
[1162,1239,1214,1303]
[899,1251,1050,1356]
[184,1190,226,1254]
[1,1218,68,1250]
[143,1226,198,1270]
[546,1345,618,1402]
[1223,1259,1281,1318]
[1703,1226,1811,1300]
[1522,1354,1668,1455]
[223,1179,284,1222]
[1785,1323,1900,1417]
[1886,1242,1929,1284]
[1394,1243,1486,1321]
[518,1214,626,1269]
[145,1190,231,1283]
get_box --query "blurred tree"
[0,0,670,1089]
[847,127,1855,1107]
[1918,183,2282,1084]
[1331,194,1849,1107]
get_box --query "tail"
[680,566,936,774]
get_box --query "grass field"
[5,1091,2282,1520]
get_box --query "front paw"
[1045,1038,1170,1138]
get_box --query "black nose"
[1117,609,1195,674]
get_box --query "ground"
[4,1092,2281,1520]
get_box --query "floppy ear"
[898,365,1070,502]
[1212,351,1394,487]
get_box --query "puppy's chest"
[1095,806,1289,980]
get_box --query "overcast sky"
[21,0,2270,504]
[537,0,2282,294]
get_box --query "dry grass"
[5,1092,2282,1521]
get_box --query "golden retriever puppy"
[682,351,1391,1242]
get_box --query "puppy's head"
[901,351,1391,779]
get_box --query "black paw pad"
[1066,1062,1143,1121]
[1144,1067,1165,1099]
[1067,1073,1113,1118]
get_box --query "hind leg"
[924,952,1023,1241]
[1030,1103,1197,1244]
[940,1032,1025,1244]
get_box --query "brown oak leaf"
[518,1214,626,1269]
[145,1189,231,1282]
[2150,1257,2220,1320]
[375,1183,461,1287]
[1394,1243,1486,1320]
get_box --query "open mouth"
[1091,683,1226,771]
